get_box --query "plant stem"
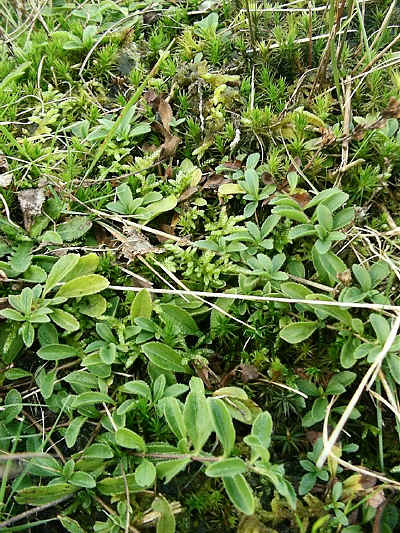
[0,495,72,529]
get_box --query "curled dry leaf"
[144,92,181,158]
[178,186,198,203]
[238,364,260,383]
[0,154,12,188]
[18,188,46,230]
[202,174,230,190]
[158,99,173,133]
[381,97,400,119]
[121,227,162,261]
[337,269,352,286]
[368,488,385,509]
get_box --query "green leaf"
[2,389,22,423]
[58,515,85,533]
[279,321,317,344]
[38,323,59,346]
[370,313,390,345]
[96,323,115,343]
[288,224,317,240]
[37,344,79,361]
[306,295,353,326]
[0,61,31,90]
[65,416,87,448]
[152,495,175,533]
[205,458,246,478]
[63,253,100,281]
[164,397,186,440]
[15,483,77,505]
[273,206,309,223]
[100,343,117,365]
[0,308,25,321]
[115,428,146,451]
[312,248,347,286]
[208,398,235,457]
[21,322,34,347]
[160,304,199,335]
[280,282,313,299]
[70,471,96,488]
[130,289,153,324]
[213,387,248,401]
[251,411,273,449]
[243,168,259,198]
[340,337,360,369]
[223,474,255,515]
[79,293,107,317]
[72,392,114,407]
[135,459,156,487]
[4,368,31,380]
[184,392,212,453]
[299,472,317,495]
[370,261,390,287]
[326,372,356,395]
[27,456,61,478]
[387,354,400,385]
[120,380,151,399]
[316,204,333,232]
[303,398,328,427]
[56,216,92,242]
[51,308,80,332]
[23,265,47,283]
[97,473,144,495]
[156,459,190,483]
[83,443,113,459]
[44,254,80,296]
[352,264,372,292]
[332,207,354,229]
[56,274,109,298]
[36,368,56,399]
[135,195,177,223]
[142,342,188,373]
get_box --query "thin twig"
[0,495,73,528]
[108,285,400,313]
[317,315,400,468]
[322,397,400,488]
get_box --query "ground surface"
[1,0,400,532]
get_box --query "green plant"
[0,254,108,348]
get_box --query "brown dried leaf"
[142,143,158,154]
[158,99,173,133]
[223,160,242,170]
[321,128,336,146]
[18,188,46,230]
[291,191,311,208]
[144,90,158,105]
[202,174,229,190]
[368,488,385,509]
[161,133,181,157]
[121,227,162,260]
[238,364,259,383]
[164,166,173,180]
[288,156,302,174]
[156,223,175,244]
[382,97,400,119]
[360,474,376,491]
[337,269,352,286]
[178,186,198,203]
[261,172,274,186]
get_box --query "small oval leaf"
[115,428,146,451]
[56,275,109,298]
